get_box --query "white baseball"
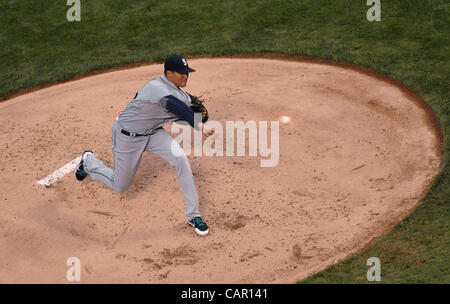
[279,115,291,124]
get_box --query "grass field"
[0,0,448,283]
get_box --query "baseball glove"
[187,93,209,123]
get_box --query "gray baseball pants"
[83,122,201,221]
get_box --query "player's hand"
[200,123,215,137]
[204,127,215,137]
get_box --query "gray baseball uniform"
[83,74,201,221]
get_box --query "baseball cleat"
[187,217,209,236]
[75,150,93,181]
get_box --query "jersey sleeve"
[160,95,201,130]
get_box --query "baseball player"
[75,54,213,236]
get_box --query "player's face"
[167,71,189,88]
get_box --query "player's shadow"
[117,153,211,201]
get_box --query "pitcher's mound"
[0,57,442,283]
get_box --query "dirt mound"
[0,58,441,283]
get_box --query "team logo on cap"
[182,58,187,66]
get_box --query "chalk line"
[36,157,81,186]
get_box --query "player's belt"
[120,127,162,137]
[121,129,149,137]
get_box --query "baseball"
[279,115,291,124]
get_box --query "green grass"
[0,0,448,283]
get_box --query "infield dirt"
[0,58,442,283]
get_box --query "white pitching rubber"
[36,156,82,186]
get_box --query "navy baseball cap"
[164,54,196,74]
